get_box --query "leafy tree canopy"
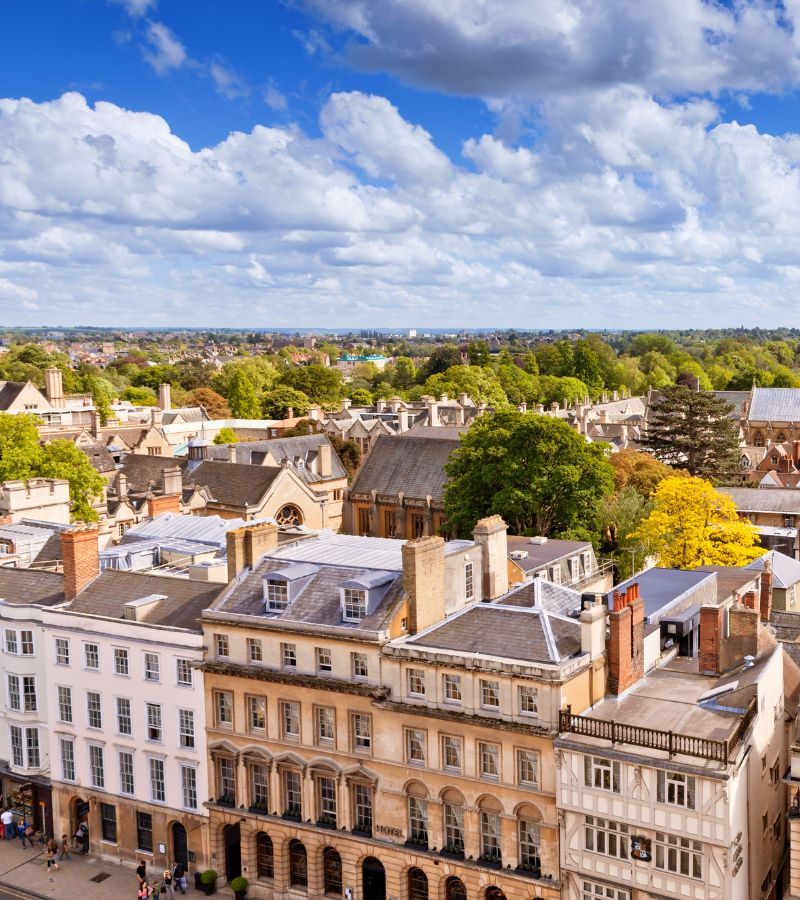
[279,365,344,406]
[609,448,672,497]
[261,386,311,420]
[212,427,239,445]
[422,365,509,407]
[122,386,159,406]
[189,387,231,420]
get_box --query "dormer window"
[266,582,288,611]
[343,589,367,622]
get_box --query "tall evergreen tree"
[644,385,740,479]
[227,369,261,419]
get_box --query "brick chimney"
[742,590,758,611]
[317,442,332,478]
[699,605,725,675]
[402,536,446,634]
[607,583,645,694]
[472,515,509,600]
[61,527,100,600]
[226,527,247,582]
[760,557,773,622]
[158,383,171,411]
[244,522,278,568]
[44,367,64,408]
[147,494,181,518]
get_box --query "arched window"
[255,833,273,879]
[478,796,502,864]
[406,781,428,847]
[484,889,506,900]
[777,432,787,443]
[289,839,308,889]
[442,789,465,856]
[754,431,765,447]
[408,868,428,900]
[445,876,467,900]
[517,803,542,874]
[276,505,303,527]
[322,847,342,896]
[740,456,751,469]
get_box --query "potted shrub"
[231,876,249,900]
[199,869,218,896]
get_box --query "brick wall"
[60,527,100,600]
[147,493,181,518]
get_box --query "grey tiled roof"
[404,604,581,663]
[497,579,583,617]
[747,550,800,589]
[186,461,282,507]
[209,434,346,482]
[506,536,591,571]
[0,382,28,411]
[748,387,800,422]
[0,567,65,606]
[720,487,800,514]
[117,455,187,492]
[713,391,751,419]
[80,441,117,473]
[349,434,458,500]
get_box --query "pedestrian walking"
[45,839,60,872]
[1,808,14,840]
[137,882,151,900]
[161,869,175,898]
[59,833,71,860]
[171,861,187,895]
[17,822,29,848]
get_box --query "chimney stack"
[162,466,183,497]
[760,557,773,622]
[317,441,332,478]
[226,527,247,582]
[402,536,446,634]
[699,605,725,675]
[580,601,606,659]
[472,515,509,600]
[158,383,172,411]
[607,583,645,694]
[90,411,102,438]
[341,398,352,412]
[397,409,409,433]
[116,472,128,500]
[244,522,278,569]
[147,493,181,518]
[61,527,100,600]
[44,368,64,408]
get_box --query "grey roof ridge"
[539,608,562,664]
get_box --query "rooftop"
[747,550,800,589]
[349,434,458,500]
[506,536,591,570]
[0,567,65,606]
[606,567,714,622]
[748,387,800,422]
[719,486,800,514]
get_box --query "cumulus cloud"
[141,22,188,75]
[3,89,800,325]
[209,61,250,100]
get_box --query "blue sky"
[3,1,800,328]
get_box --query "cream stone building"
[198,518,608,900]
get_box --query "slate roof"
[400,426,468,440]
[349,434,458,500]
[404,604,582,663]
[0,567,65,606]
[747,550,800,589]
[80,442,117,474]
[720,487,800,514]
[208,434,346,482]
[67,570,223,631]
[713,391,751,419]
[506,536,591,571]
[0,382,29,411]
[186,461,282,507]
[496,579,583,617]
[116,455,187,492]
[748,387,800,422]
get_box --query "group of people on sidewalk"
[1,806,92,878]
[136,859,188,899]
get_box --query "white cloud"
[209,61,250,100]
[111,0,156,16]
[4,89,800,326]
[141,22,187,75]
[264,82,288,112]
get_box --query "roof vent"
[510,550,529,560]
[529,536,548,545]
[743,655,755,669]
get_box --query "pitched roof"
[117,455,187,492]
[506,536,591,571]
[720,487,800,514]
[0,382,28,411]
[0,567,65,606]
[748,387,800,422]
[79,441,117,474]
[349,434,457,500]
[186,461,282,507]
[747,550,800,589]
[208,434,346,482]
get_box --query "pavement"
[0,837,206,899]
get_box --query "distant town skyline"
[3,1,800,327]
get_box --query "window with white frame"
[19,631,33,655]
[176,658,193,686]
[113,648,129,676]
[518,818,541,870]
[4,630,17,655]
[517,749,540,786]
[656,770,696,809]
[116,697,132,736]
[343,588,367,622]
[60,738,75,782]
[87,691,102,729]
[89,744,105,789]
[119,751,135,795]
[143,652,160,682]
[351,713,371,752]
[583,551,593,574]
[581,880,629,900]
[480,809,501,861]
[217,757,236,802]
[407,668,426,697]
[585,816,629,859]
[265,580,288,611]
[352,783,373,833]
[281,701,300,739]
[6,674,19,711]
[442,735,462,771]
[149,757,166,803]
[282,643,297,668]
[519,684,539,716]
[655,832,703,879]
[570,557,580,581]
[22,676,36,712]
[584,755,621,792]
[443,674,462,704]
[351,652,369,680]
[465,562,474,600]
[214,691,233,728]
[550,565,562,584]
[250,763,269,808]
[315,706,335,746]
[406,728,426,765]
[55,637,70,666]
[84,642,99,670]
[181,765,197,810]
[146,702,162,742]
[247,638,263,663]
[247,696,266,733]
[479,742,500,778]
[316,647,332,672]
[214,634,229,657]
[25,728,39,768]
[481,679,500,708]
[283,769,301,817]
[444,801,464,853]
[179,708,195,749]
[408,796,428,844]
[57,685,73,723]
[316,775,336,823]
[9,725,23,767]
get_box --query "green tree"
[418,345,462,379]
[444,411,614,537]
[349,388,373,406]
[279,365,344,405]
[211,358,278,398]
[329,434,360,478]
[261,386,311,419]
[644,385,740,479]
[467,341,491,367]
[0,415,43,482]
[189,388,231,419]
[122,386,159,406]
[423,366,509,407]
[212,427,239,445]
[227,369,261,419]
[573,340,604,395]
[390,357,417,390]
[538,375,589,408]
[598,486,654,580]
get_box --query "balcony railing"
[559,697,757,766]
[564,560,615,591]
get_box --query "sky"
[5,2,800,328]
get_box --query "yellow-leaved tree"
[629,475,762,569]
